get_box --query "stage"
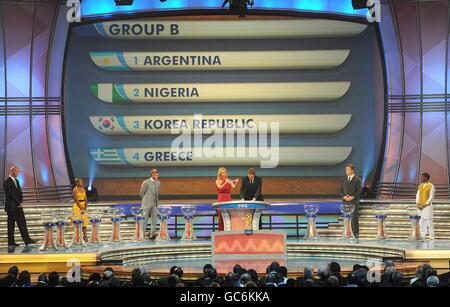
[2,198,450,247]
[1,239,449,280]
[0,199,346,249]
[0,0,449,292]
[2,198,450,279]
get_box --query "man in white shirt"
[416,172,435,240]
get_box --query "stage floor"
[2,239,450,255]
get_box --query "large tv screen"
[64,16,381,182]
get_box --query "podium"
[211,201,286,259]
[212,201,269,232]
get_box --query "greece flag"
[89,148,123,164]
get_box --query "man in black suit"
[240,168,264,201]
[3,166,35,247]
[339,164,362,236]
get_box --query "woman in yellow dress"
[72,178,89,242]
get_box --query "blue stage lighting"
[223,0,255,17]
[86,185,98,201]
[352,0,368,10]
[115,0,134,6]
[80,0,368,18]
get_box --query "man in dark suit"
[240,168,264,201]
[340,164,362,236]
[3,166,35,247]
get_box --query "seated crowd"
[0,261,448,287]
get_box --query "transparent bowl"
[131,206,144,216]
[407,205,419,217]
[374,203,389,216]
[181,206,197,217]
[89,209,103,220]
[110,207,125,218]
[52,210,71,222]
[158,206,172,217]
[304,203,320,215]
[339,203,355,215]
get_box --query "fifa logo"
[366,0,381,23]
[66,0,81,23]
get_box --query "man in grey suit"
[140,169,160,239]
[340,164,362,236]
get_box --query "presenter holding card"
[216,167,239,231]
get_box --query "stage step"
[5,200,450,247]
[359,201,450,240]
[0,204,139,248]
[0,202,345,248]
